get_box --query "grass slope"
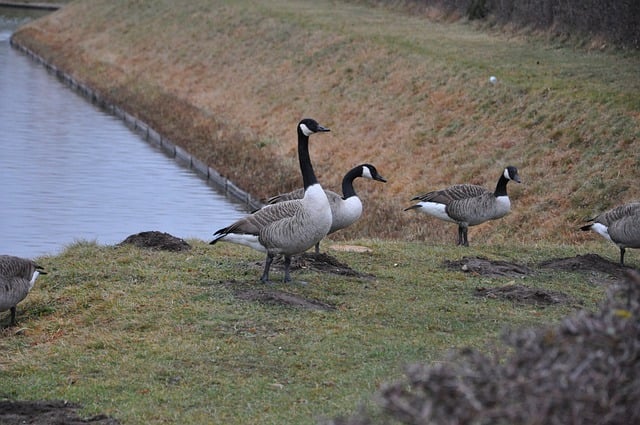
[0,240,611,424]
[11,0,640,245]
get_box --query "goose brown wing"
[412,184,488,204]
[594,202,640,226]
[608,213,640,247]
[446,192,505,223]
[0,256,40,311]
[0,256,38,279]
[0,277,29,310]
[266,188,305,204]
[222,200,304,237]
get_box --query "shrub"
[329,270,640,424]
[372,0,640,48]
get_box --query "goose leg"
[10,306,17,327]
[462,227,469,247]
[260,253,275,284]
[620,247,626,266]
[457,225,469,247]
[314,242,321,255]
[283,255,292,282]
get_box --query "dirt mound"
[118,231,191,252]
[444,256,575,306]
[539,253,629,278]
[0,400,120,425]
[475,284,576,306]
[275,252,375,279]
[444,256,534,278]
[234,287,335,311]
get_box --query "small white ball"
[489,76,497,84]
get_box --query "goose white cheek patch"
[300,123,312,136]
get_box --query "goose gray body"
[0,255,46,326]
[210,118,332,283]
[580,202,640,265]
[266,164,387,253]
[405,166,521,246]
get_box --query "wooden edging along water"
[9,36,263,213]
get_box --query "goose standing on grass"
[210,118,332,284]
[404,166,521,246]
[266,163,387,254]
[580,202,640,266]
[0,255,46,327]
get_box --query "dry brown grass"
[12,0,640,245]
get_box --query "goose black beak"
[375,175,387,183]
[317,125,330,132]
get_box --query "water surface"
[0,9,248,258]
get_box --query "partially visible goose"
[405,166,521,246]
[210,118,332,283]
[0,255,46,326]
[580,202,640,265]
[266,163,387,253]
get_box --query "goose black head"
[298,118,330,137]
[504,166,521,183]
[361,164,387,183]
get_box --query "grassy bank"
[0,240,613,424]
[3,1,640,422]
[11,0,640,245]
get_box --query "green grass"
[0,239,615,424]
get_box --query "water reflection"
[0,9,248,258]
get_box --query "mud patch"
[444,256,534,278]
[274,252,375,279]
[119,231,191,252]
[539,253,629,279]
[444,256,575,306]
[234,287,335,311]
[0,400,119,425]
[475,284,576,306]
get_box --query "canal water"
[0,7,248,258]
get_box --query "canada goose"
[0,255,46,326]
[266,164,387,253]
[580,202,640,266]
[210,118,332,283]
[405,166,521,246]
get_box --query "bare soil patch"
[0,400,120,425]
[538,253,629,279]
[474,284,576,306]
[443,254,633,306]
[281,252,375,279]
[118,231,191,252]
[444,256,534,278]
[234,287,336,311]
